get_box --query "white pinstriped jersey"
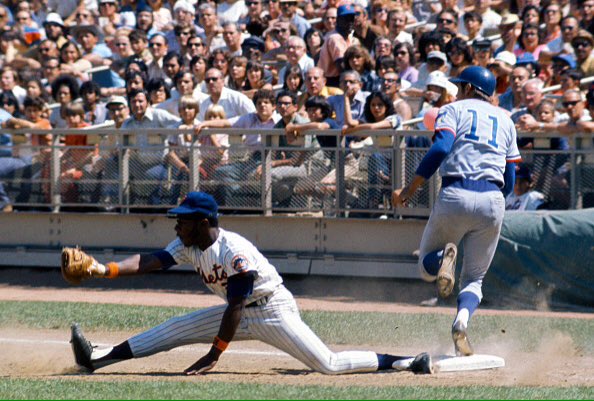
[164,228,283,303]
[434,99,522,184]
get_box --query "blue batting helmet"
[450,66,496,97]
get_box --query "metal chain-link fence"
[1,128,593,215]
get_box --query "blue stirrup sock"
[454,292,481,327]
[423,249,444,276]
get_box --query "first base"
[433,354,505,372]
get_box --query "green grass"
[0,301,592,352]
[1,301,593,400]
[0,379,592,400]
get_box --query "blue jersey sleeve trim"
[415,130,455,180]
[151,250,177,270]
[435,126,456,137]
[503,162,516,197]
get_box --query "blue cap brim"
[167,206,215,218]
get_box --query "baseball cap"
[168,192,218,219]
[572,29,594,47]
[106,96,127,106]
[43,13,64,27]
[552,53,577,69]
[242,36,265,53]
[494,51,516,66]
[337,4,356,17]
[473,38,492,49]
[427,50,447,64]
[426,71,448,90]
[445,81,458,98]
[149,31,168,41]
[137,3,153,13]
[515,52,540,75]
[174,0,195,14]
[499,13,519,27]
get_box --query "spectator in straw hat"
[572,29,594,77]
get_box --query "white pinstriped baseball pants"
[128,286,379,374]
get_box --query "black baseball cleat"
[409,352,434,374]
[70,323,95,372]
[452,321,474,356]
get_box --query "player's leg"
[71,304,251,371]
[452,191,505,355]
[417,187,468,287]
[246,289,432,374]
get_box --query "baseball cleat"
[452,321,474,356]
[437,243,457,298]
[409,352,434,374]
[70,323,95,372]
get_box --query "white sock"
[454,308,470,328]
[91,346,113,361]
[392,357,415,370]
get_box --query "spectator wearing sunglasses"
[540,16,579,63]
[572,29,594,77]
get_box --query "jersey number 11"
[465,109,498,149]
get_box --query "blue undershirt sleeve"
[415,130,455,180]
[503,162,516,197]
[226,271,256,301]
[151,250,177,270]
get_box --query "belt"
[246,296,269,308]
[441,177,502,193]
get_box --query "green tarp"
[484,209,594,311]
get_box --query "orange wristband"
[212,336,228,352]
[106,262,119,279]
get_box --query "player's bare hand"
[184,352,219,375]
[392,187,409,208]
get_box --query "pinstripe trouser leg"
[128,288,378,374]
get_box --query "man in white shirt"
[198,68,256,121]
[122,89,180,204]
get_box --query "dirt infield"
[1,284,593,388]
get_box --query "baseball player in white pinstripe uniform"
[69,192,432,375]
[393,67,521,356]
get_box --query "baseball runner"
[62,191,432,375]
[393,66,521,356]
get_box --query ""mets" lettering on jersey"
[200,264,228,286]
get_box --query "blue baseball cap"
[168,192,218,219]
[552,53,577,69]
[515,52,541,75]
[337,4,356,17]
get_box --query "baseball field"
[0,268,592,400]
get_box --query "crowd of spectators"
[0,0,594,213]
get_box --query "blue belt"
[441,177,502,192]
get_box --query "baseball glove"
[61,247,101,285]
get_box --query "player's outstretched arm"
[61,248,167,285]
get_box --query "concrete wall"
[0,213,426,279]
